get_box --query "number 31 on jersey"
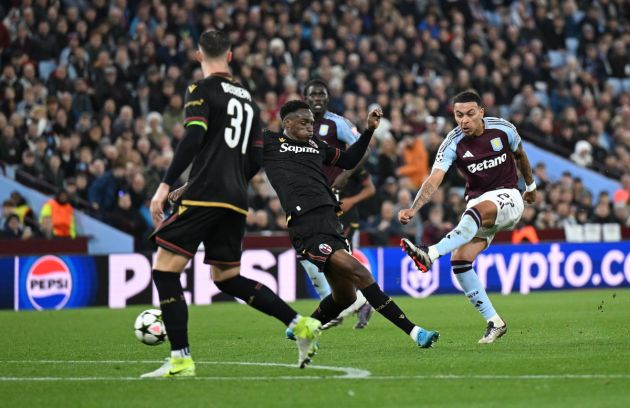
[224,98,254,154]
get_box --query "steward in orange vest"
[39,191,76,238]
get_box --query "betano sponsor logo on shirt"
[467,153,507,173]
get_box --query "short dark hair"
[303,78,329,97]
[452,89,482,106]
[198,30,231,58]
[280,100,310,120]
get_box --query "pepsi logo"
[26,256,73,310]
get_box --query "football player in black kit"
[143,30,321,377]
[264,100,439,349]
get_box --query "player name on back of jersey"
[221,82,251,101]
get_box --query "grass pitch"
[1,289,629,408]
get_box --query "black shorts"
[289,206,349,272]
[150,205,245,266]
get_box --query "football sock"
[310,294,349,325]
[300,259,331,299]
[452,261,498,321]
[339,290,368,318]
[171,347,191,358]
[360,282,415,335]
[431,208,481,260]
[152,270,189,351]
[214,275,297,326]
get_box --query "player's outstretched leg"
[213,269,322,367]
[300,259,343,330]
[301,258,331,298]
[402,207,484,272]
[142,269,195,378]
[452,258,506,344]
[328,249,439,348]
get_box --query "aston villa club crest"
[319,125,329,137]
[490,137,503,152]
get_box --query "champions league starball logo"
[401,257,440,298]
[26,255,73,310]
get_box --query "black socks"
[215,275,297,326]
[153,270,189,351]
[361,282,415,335]
[310,294,348,325]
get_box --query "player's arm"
[326,107,382,170]
[504,120,536,204]
[399,131,455,224]
[340,172,375,213]
[513,142,536,204]
[245,115,263,180]
[330,114,365,190]
[332,149,371,191]
[150,83,208,225]
[399,169,446,224]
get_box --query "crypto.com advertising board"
[0,242,628,311]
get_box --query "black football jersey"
[263,130,343,220]
[180,74,261,214]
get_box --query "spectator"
[570,140,593,168]
[106,191,147,251]
[43,154,65,190]
[88,163,126,213]
[396,134,429,189]
[1,214,32,239]
[613,173,630,205]
[1,199,16,229]
[15,150,42,188]
[591,201,617,224]
[39,190,76,238]
[367,201,401,246]
[0,124,22,164]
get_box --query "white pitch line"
[0,361,628,381]
[0,360,370,380]
[2,374,630,382]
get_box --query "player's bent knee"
[154,247,190,273]
[211,265,240,282]
[473,200,499,228]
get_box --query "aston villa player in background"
[399,89,536,344]
[300,78,374,329]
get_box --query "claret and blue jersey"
[433,117,522,201]
[316,111,360,185]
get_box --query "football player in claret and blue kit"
[399,89,537,344]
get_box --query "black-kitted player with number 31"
[144,30,321,377]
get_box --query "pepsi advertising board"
[1,249,307,311]
[16,255,99,311]
[0,242,629,311]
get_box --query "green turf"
[1,289,629,408]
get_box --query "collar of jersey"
[282,130,311,144]
[211,72,233,81]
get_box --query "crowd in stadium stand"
[0,0,628,246]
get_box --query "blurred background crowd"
[0,0,628,248]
